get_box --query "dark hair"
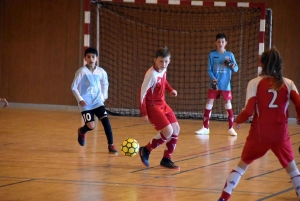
[155,46,171,58]
[84,47,98,57]
[260,47,283,90]
[216,33,227,41]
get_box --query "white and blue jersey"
[71,66,108,112]
[208,50,238,91]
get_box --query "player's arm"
[230,53,238,72]
[207,54,216,80]
[165,79,177,97]
[236,79,257,124]
[290,89,300,124]
[100,69,109,101]
[71,70,85,104]
[235,97,256,124]
[139,71,155,120]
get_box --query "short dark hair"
[84,47,98,57]
[216,33,227,41]
[155,46,171,58]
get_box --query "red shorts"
[241,138,294,168]
[146,103,178,131]
[207,89,232,101]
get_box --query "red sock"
[227,109,234,129]
[146,132,167,152]
[163,134,178,158]
[203,109,211,128]
[219,191,231,201]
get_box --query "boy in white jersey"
[218,48,300,201]
[138,46,180,170]
[195,33,238,136]
[71,47,117,154]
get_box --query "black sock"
[101,117,113,145]
[80,125,92,134]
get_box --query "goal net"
[90,1,271,120]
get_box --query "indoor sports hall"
[0,0,300,201]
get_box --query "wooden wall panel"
[0,0,300,117]
[0,0,82,105]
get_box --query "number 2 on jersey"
[268,89,278,108]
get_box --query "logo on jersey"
[86,87,98,95]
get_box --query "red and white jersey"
[139,66,174,116]
[236,76,300,142]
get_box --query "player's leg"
[160,112,180,170]
[94,106,117,154]
[139,105,172,167]
[285,160,300,200]
[139,124,172,167]
[218,160,248,201]
[195,90,216,134]
[272,139,300,200]
[224,101,236,136]
[78,110,95,146]
[222,91,236,136]
[218,140,269,201]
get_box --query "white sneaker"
[228,128,237,136]
[195,127,210,135]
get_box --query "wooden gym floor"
[0,106,300,201]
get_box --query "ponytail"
[260,47,283,90]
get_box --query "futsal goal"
[88,0,272,120]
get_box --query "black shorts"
[81,106,108,123]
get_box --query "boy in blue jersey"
[195,33,238,136]
[71,47,117,153]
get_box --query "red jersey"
[236,76,300,142]
[139,66,174,117]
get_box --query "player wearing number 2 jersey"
[217,47,300,201]
[71,47,117,153]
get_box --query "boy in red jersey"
[218,48,300,201]
[138,46,180,170]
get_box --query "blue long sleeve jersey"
[207,50,238,91]
[71,66,108,112]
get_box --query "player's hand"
[79,100,87,106]
[235,123,241,130]
[211,80,218,90]
[141,115,149,123]
[170,90,177,97]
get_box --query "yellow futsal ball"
[120,138,139,157]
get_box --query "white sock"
[223,166,245,194]
[289,169,300,199]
